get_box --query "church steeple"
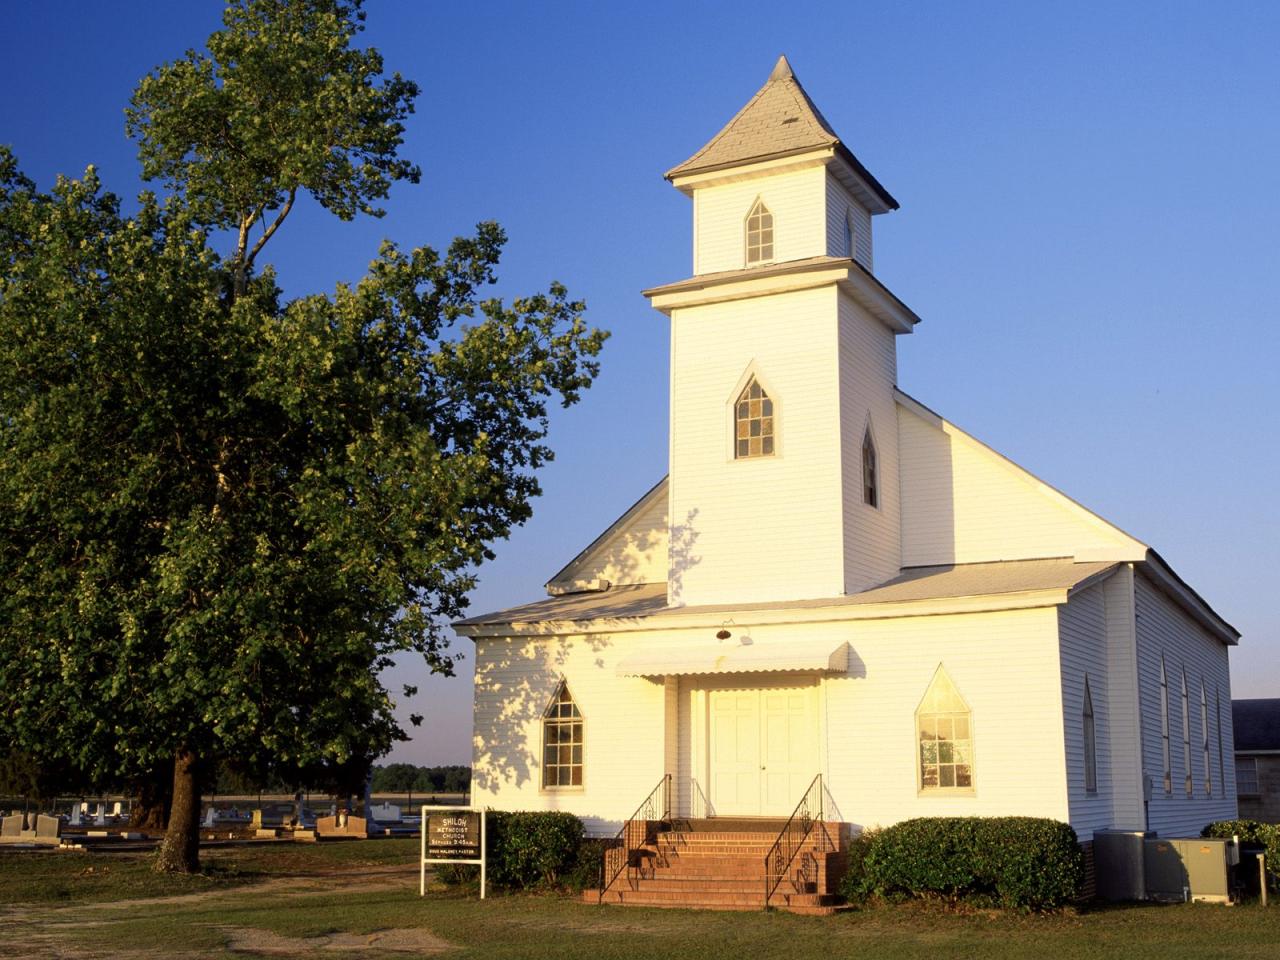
[666,54,897,216]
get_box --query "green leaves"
[126,0,420,292]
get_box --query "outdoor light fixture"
[715,629,731,640]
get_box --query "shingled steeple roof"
[666,55,898,212]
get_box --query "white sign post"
[419,805,486,900]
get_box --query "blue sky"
[3,2,1277,766]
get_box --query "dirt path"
[0,863,451,959]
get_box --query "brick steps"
[595,821,846,915]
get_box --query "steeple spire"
[665,55,898,212]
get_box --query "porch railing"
[599,774,671,902]
[763,773,825,908]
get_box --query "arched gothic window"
[1200,680,1212,796]
[745,199,774,264]
[1181,668,1192,795]
[1159,657,1171,793]
[862,427,878,507]
[735,377,774,459]
[916,666,973,791]
[542,681,583,789]
[1082,676,1097,793]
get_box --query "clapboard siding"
[669,287,845,605]
[1133,575,1237,836]
[1057,580,1114,840]
[1102,566,1146,828]
[897,401,1143,566]
[471,632,667,834]
[825,171,873,269]
[554,481,668,587]
[693,165,828,274]
[837,290,900,593]
[817,606,1069,827]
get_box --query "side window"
[1159,657,1171,794]
[745,199,774,265]
[862,426,878,507]
[1200,680,1212,796]
[1236,756,1259,796]
[916,666,974,792]
[734,377,775,459]
[843,215,854,259]
[542,681,583,789]
[1181,668,1192,796]
[1083,676,1097,793]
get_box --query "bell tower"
[645,56,920,608]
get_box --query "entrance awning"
[615,640,849,677]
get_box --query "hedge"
[482,811,585,890]
[1202,819,1280,891]
[848,816,1084,910]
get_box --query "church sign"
[419,806,486,899]
[426,812,480,858]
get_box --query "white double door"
[708,681,818,816]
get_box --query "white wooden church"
[455,57,1239,852]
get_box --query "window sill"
[917,788,976,797]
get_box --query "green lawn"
[0,842,1276,959]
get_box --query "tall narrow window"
[1181,668,1192,796]
[1159,658,1171,794]
[1083,677,1097,793]
[745,199,774,264]
[843,215,854,259]
[735,377,774,459]
[1216,686,1226,796]
[862,427,878,507]
[542,681,583,789]
[916,666,974,792]
[1200,680,1212,796]
[1236,757,1260,796]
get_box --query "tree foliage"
[126,0,420,293]
[0,1,606,872]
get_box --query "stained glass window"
[863,427,878,507]
[735,377,775,459]
[1083,677,1097,793]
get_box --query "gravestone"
[69,804,83,827]
[203,807,217,829]
[35,814,60,840]
[315,814,368,838]
[93,805,106,827]
[0,814,24,838]
[370,802,401,822]
[111,801,124,818]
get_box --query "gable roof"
[666,55,898,212]
[454,557,1117,633]
[1232,698,1280,752]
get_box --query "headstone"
[111,801,124,818]
[0,814,24,838]
[35,815,60,840]
[370,802,401,822]
[315,814,368,838]
[93,805,106,827]
[251,809,263,829]
[203,807,217,829]
[69,804,82,827]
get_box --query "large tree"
[0,1,606,873]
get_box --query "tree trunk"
[154,749,201,873]
[130,767,173,832]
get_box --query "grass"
[0,837,420,905]
[1,842,1277,959]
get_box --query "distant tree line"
[370,763,470,794]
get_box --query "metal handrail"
[763,773,824,908]
[599,774,671,902]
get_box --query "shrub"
[837,828,879,904]
[861,817,1084,910]
[565,838,610,893]
[1202,819,1280,891]
[485,811,584,890]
